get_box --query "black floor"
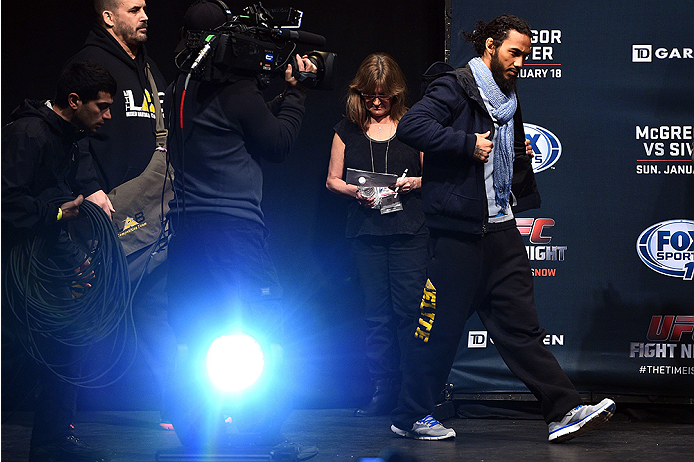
[3,407,693,462]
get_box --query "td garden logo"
[632,44,694,62]
[524,123,562,173]
[637,219,694,280]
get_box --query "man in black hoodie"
[68,0,176,429]
[70,0,166,191]
[2,60,116,462]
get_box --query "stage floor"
[2,408,693,462]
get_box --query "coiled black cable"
[5,198,136,388]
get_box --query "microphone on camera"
[272,29,326,47]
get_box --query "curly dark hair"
[462,14,532,56]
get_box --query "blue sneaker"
[548,398,616,443]
[391,415,456,440]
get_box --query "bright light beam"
[206,334,265,393]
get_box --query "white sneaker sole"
[391,424,456,440]
[548,399,616,443]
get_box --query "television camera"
[176,2,337,89]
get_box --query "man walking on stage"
[390,14,615,442]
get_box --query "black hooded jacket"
[2,100,89,236]
[69,25,167,192]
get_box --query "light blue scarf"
[468,57,517,210]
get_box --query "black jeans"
[392,227,582,429]
[165,213,290,444]
[351,233,428,380]
[26,260,79,447]
[167,213,284,344]
[130,263,176,415]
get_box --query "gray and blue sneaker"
[391,415,456,440]
[548,398,616,443]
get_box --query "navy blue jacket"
[397,63,540,234]
[166,75,307,227]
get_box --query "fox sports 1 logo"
[524,123,562,173]
[637,219,694,280]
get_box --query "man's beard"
[115,21,148,48]
[490,51,517,95]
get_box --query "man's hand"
[473,131,493,163]
[60,195,84,220]
[285,54,318,91]
[72,258,95,293]
[525,138,534,158]
[86,189,115,219]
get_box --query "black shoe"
[29,435,113,462]
[354,378,397,417]
[271,442,319,461]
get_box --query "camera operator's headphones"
[208,0,233,22]
[186,0,233,27]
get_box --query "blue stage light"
[206,334,265,393]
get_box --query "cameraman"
[164,0,316,443]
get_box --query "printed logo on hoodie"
[123,89,163,119]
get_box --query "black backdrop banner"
[1,0,448,411]
[447,0,693,398]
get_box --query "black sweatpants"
[391,226,582,430]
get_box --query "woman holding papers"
[326,53,427,417]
